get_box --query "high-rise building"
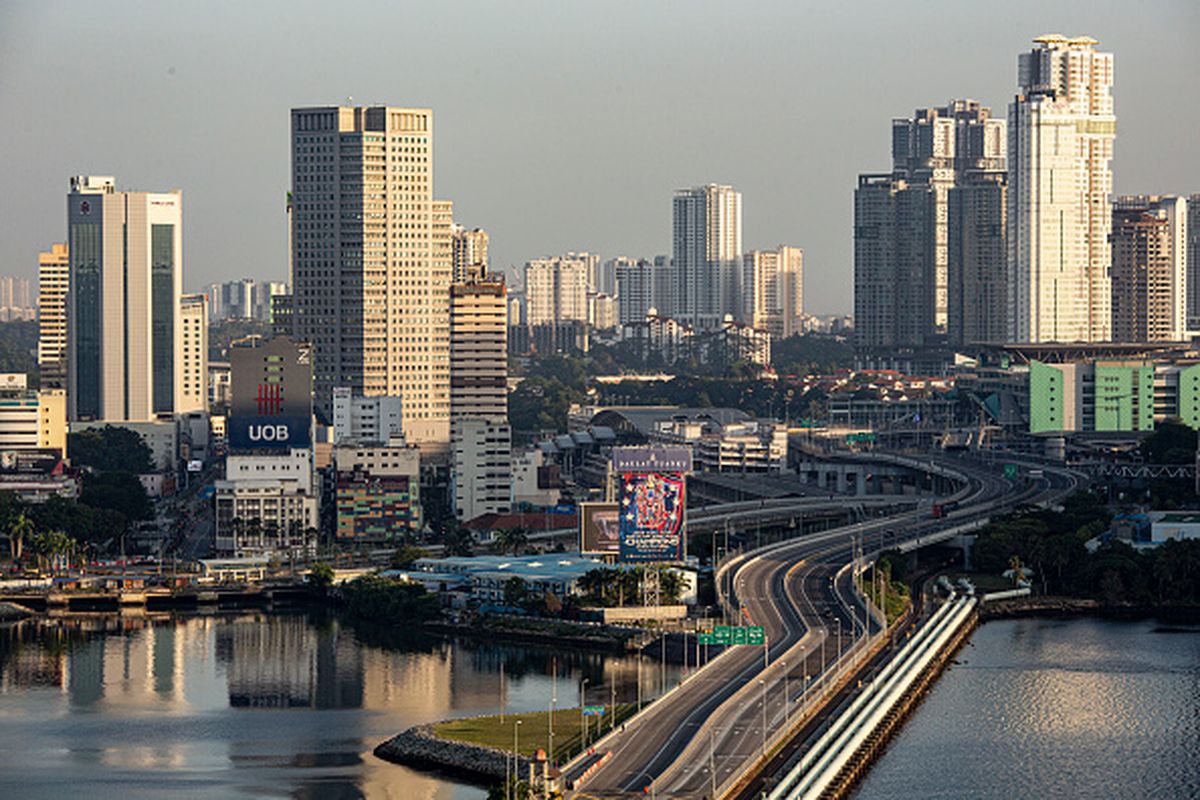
[673,184,742,329]
[178,294,208,413]
[1008,35,1115,343]
[599,256,632,297]
[0,373,66,456]
[524,256,589,325]
[66,175,185,422]
[0,277,35,321]
[1188,195,1200,332]
[451,226,489,282]
[37,243,69,389]
[616,259,656,327]
[332,388,404,445]
[1110,196,1187,342]
[855,100,1006,350]
[948,175,1009,345]
[743,246,804,339]
[450,279,511,520]
[652,255,675,318]
[290,106,451,452]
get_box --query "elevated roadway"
[567,455,1084,797]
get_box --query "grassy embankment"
[432,703,637,760]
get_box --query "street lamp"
[781,660,790,724]
[512,719,523,798]
[759,678,767,756]
[580,677,589,749]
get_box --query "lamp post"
[759,678,767,756]
[781,660,790,725]
[709,727,718,798]
[513,719,523,798]
[580,677,589,749]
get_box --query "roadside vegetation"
[434,703,637,764]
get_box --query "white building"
[332,388,404,445]
[524,256,589,325]
[67,175,186,422]
[37,243,69,390]
[743,246,804,337]
[216,449,317,556]
[291,106,452,452]
[616,259,656,327]
[588,292,618,331]
[179,294,208,413]
[674,184,742,329]
[453,417,513,521]
[1009,35,1115,343]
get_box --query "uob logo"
[248,424,290,442]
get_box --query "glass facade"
[71,223,102,419]
[151,224,175,413]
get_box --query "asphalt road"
[572,456,1084,798]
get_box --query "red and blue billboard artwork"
[618,472,686,563]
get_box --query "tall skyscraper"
[37,243,69,389]
[948,174,1009,345]
[1187,195,1200,332]
[855,100,1006,351]
[1110,196,1187,342]
[290,106,452,452]
[673,184,742,329]
[67,176,184,422]
[616,259,656,326]
[1008,35,1115,343]
[743,246,804,339]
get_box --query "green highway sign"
[699,625,765,646]
[747,626,765,645]
[714,625,732,645]
[698,632,714,645]
[731,627,748,645]
[1003,463,1019,480]
[583,705,606,716]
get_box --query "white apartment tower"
[524,256,589,325]
[674,185,742,329]
[178,294,208,413]
[743,246,804,339]
[37,243,69,390]
[67,176,185,422]
[1008,35,1116,343]
[290,106,452,453]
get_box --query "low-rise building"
[0,373,66,457]
[0,450,78,502]
[334,442,421,543]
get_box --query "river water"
[0,611,681,799]
[854,616,1200,800]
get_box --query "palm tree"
[657,567,685,604]
[496,526,529,556]
[8,513,34,562]
[442,522,475,557]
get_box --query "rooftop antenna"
[346,95,354,107]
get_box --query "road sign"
[731,627,748,645]
[747,626,765,646]
[583,705,606,716]
[1003,463,1018,480]
[698,632,715,645]
[713,625,732,645]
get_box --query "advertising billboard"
[226,415,312,451]
[611,446,693,475]
[618,472,686,562]
[580,502,621,555]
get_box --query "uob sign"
[228,415,310,450]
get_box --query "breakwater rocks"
[0,601,34,622]
[979,596,1100,620]
[374,724,526,785]
[424,618,637,652]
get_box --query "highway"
[569,455,1084,798]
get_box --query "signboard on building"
[580,502,621,555]
[612,446,693,474]
[226,415,312,450]
[618,471,686,563]
[230,336,313,419]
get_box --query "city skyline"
[2,2,1197,314]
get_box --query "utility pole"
[549,658,556,765]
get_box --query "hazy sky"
[2,1,1197,313]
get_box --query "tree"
[30,530,73,575]
[496,526,529,556]
[7,513,34,562]
[503,576,529,607]
[1140,419,1197,465]
[390,544,430,569]
[657,567,685,604]
[81,471,152,521]
[67,426,154,473]
[442,522,475,557]
[309,562,334,592]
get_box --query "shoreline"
[373,722,525,788]
[977,595,1200,623]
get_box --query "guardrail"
[766,594,978,800]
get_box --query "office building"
[1009,35,1115,343]
[178,294,208,413]
[332,388,404,445]
[67,175,185,422]
[37,243,69,389]
[855,100,1006,350]
[0,277,35,321]
[451,226,489,282]
[1110,196,1187,342]
[290,106,452,451]
[673,184,742,329]
[1187,196,1200,332]
[452,417,512,521]
[0,374,66,456]
[743,246,804,339]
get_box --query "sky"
[1,1,1197,315]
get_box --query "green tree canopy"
[81,471,152,521]
[68,426,155,473]
[1140,419,1197,465]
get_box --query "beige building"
[179,294,208,413]
[0,374,66,456]
[1110,196,1187,342]
[290,106,452,454]
[1009,35,1116,342]
[37,243,69,390]
[451,226,489,282]
[742,246,804,338]
[524,256,589,325]
[67,176,186,422]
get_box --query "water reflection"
[0,612,681,799]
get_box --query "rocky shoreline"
[0,601,34,622]
[979,595,1200,623]
[374,723,527,787]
